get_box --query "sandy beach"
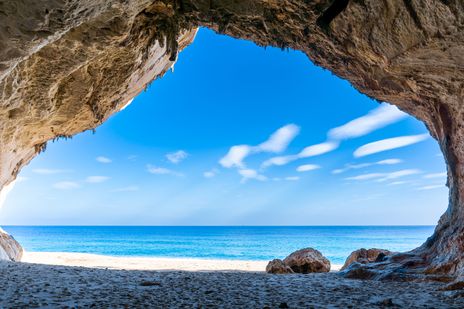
[22,252,341,272]
[23,252,273,272]
[23,251,343,272]
[1,256,463,308]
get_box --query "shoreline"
[22,251,343,272]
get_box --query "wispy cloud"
[346,169,421,182]
[203,168,219,178]
[85,176,110,183]
[219,145,253,169]
[257,124,300,152]
[354,134,429,157]
[285,176,300,181]
[32,168,71,175]
[147,164,182,176]
[262,104,406,169]
[111,186,139,192]
[53,181,80,190]
[388,181,410,186]
[127,155,138,161]
[377,169,421,181]
[417,184,445,190]
[96,156,112,163]
[262,141,338,169]
[238,169,267,183]
[296,164,320,172]
[299,141,339,157]
[332,158,402,174]
[423,172,447,179]
[166,150,189,164]
[346,173,386,181]
[220,124,299,168]
[328,104,407,140]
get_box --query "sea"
[2,226,434,265]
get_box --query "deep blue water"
[3,226,434,265]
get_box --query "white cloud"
[32,168,70,175]
[238,169,267,183]
[332,158,402,174]
[96,156,112,163]
[377,169,421,181]
[328,104,407,140]
[53,181,80,190]
[346,169,420,182]
[424,172,447,179]
[262,141,338,169]
[219,145,252,168]
[285,176,300,181]
[417,184,445,190]
[261,155,296,168]
[258,124,300,152]
[299,141,339,157]
[203,171,215,178]
[332,163,370,174]
[147,165,182,176]
[221,105,409,179]
[354,134,429,157]
[220,124,299,168]
[261,104,407,170]
[377,159,402,165]
[166,150,189,164]
[345,173,386,181]
[111,186,139,192]
[203,168,219,178]
[85,176,110,183]
[388,181,409,186]
[296,164,320,172]
[128,155,138,161]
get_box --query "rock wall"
[0,228,23,261]
[0,0,196,190]
[1,0,463,279]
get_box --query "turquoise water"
[3,226,434,265]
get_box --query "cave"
[1,0,463,286]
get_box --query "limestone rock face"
[0,0,196,189]
[0,229,23,262]
[266,259,294,274]
[1,0,464,281]
[341,248,393,271]
[283,248,330,274]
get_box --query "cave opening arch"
[0,0,463,283]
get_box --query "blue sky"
[0,28,448,225]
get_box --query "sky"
[0,28,448,226]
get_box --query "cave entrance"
[0,28,448,269]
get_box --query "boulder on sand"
[265,259,294,274]
[341,248,392,271]
[0,229,23,262]
[283,248,330,273]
